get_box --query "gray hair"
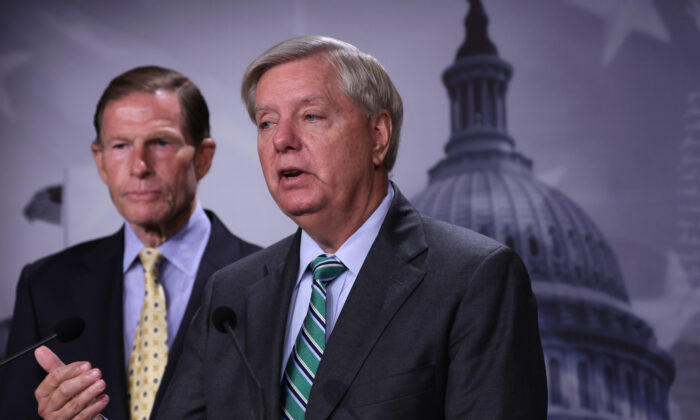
[241,35,403,172]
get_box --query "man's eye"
[259,121,271,129]
[304,114,318,121]
[113,143,127,150]
[155,139,168,146]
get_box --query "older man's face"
[92,91,210,233]
[254,55,389,240]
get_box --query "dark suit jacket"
[157,189,548,419]
[0,210,260,420]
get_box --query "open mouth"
[281,169,303,179]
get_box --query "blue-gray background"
[1,0,697,416]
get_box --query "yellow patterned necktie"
[128,248,168,420]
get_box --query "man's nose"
[272,119,301,153]
[130,143,152,177]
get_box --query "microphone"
[212,306,264,420]
[212,306,238,334]
[0,317,85,367]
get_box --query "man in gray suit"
[158,35,547,419]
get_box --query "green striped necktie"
[281,255,347,420]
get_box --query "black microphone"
[0,317,85,367]
[212,306,264,420]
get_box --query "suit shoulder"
[420,214,508,259]
[417,214,528,284]
[416,215,531,299]
[20,231,122,285]
[211,233,296,285]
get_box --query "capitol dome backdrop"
[412,1,692,418]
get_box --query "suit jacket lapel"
[69,229,129,419]
[243,231,301,417]
[165,211,237,372]
[306,188,429,419]
[153,210,246,415]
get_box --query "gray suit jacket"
[157,188,547,419]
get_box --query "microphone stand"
[221,320,265,420]
[0,333,59,367]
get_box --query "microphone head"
[212,306,237,334]
[54,317,85,343]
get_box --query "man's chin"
[120,207,168,228]
[279,202,322,220]
[274,189,324,213]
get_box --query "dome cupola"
[412,1,674,417]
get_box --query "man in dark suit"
[0,66,260,420]
[158,36,547,419]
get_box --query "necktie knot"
[139,248,163,273]
[309,255,346,283]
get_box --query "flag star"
[568,0,671,65]
[0,51,33,120]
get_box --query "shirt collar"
[298,183,394,283]
[123,202,211,276]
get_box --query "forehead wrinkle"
[102,116,182,140]
[255,57,347,113]
[254,95,325,106]
[299,95,325,105]
[254,95,329,115]
[111,103,154,122]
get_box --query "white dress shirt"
[281,185,394,377]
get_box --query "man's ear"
[91,142,109,185]
[370,110,392,168]
[194,137,216,180]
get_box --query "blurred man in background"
[0,65,260,420]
